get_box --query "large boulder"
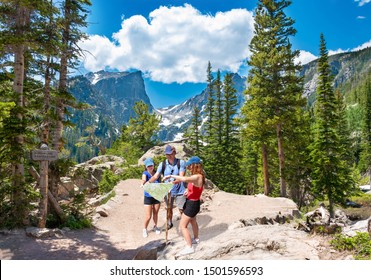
[138,141,194,166]
[58,155,125,199]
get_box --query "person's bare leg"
[179,214,192,247]
[152,203,160,227]
[190,217,199,239]
[144,205,152,229]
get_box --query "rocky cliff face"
[69,70,153,127]
[301,47,371,103]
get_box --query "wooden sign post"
[31,144,58,228]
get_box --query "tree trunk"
[42,56,52,144]
[38,160,49,228]
[277,123,286,197]
[262,143,270,196]
[51,0,72,197]
[29,166,66,223]
[12,4,31,224]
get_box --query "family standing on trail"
[141,145,205,256]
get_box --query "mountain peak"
[85,70,142,85]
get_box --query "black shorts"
[183,199,200,218]
[144,196,160,205]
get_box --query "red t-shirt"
[187,182,203,201]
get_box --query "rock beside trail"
[158,224,321,260]
[138,141,193,165]
[57,155,125,199]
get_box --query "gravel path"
[0,179,338,260]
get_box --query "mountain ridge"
[66,47,371,160]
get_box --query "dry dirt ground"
[0,179,343,260]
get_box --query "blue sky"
[79,0,371,108]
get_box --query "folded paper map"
[143,183,174,202]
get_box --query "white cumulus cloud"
[355,0,371,6]
[79,4,254,84]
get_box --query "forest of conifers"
[0,0,370,228]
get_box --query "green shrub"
[331,232,371,260]
[120,165,143,181]
[98,169,121,194]
[62,214,92,230]
[46,190,93,229]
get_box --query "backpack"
[161,158,181,176]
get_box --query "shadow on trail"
[0,228,138,260]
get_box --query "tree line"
[0,0,92,227]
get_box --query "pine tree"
[358,72,371,182]
[220,73,244,193]
[187,106,202,155]
[214,70,223,146]
[107,101,161,164]
[241,0,305,197]
[127,101,161,152]
[53,0,91,152]
[0,0,58,226]
[210,70,224,182]
[205,61,215,145]
[203,62,218,183]
[310,34,356,217]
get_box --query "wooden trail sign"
[31,145,58,228]
[31,149,58,161]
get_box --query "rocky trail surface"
[0,179,349,260]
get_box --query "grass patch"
[330,232,371,260]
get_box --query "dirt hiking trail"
[1,179,329,260]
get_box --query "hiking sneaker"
[142,229,148,238]
[192,238,200,244]
[167,222,173,230]
[176,246,194,256]
[153,226,161,235]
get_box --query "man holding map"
[146,145,186,230]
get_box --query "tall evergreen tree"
[53,0,91,152]
[0,0,58,226]
[358,72,371,182]
[241,0,305,197]
[0,0,33,225]
[203,62,218,183]
[310,34,356,217]
[205,61,215,145]
[209,70,224,182]
[220,73,244,193]
[214,70,223,146]
[187,106,202,155]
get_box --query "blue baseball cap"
[164,145,175,155]
[144,158,154,167]
[185,156,202,167]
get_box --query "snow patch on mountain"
[91,73,101,85]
